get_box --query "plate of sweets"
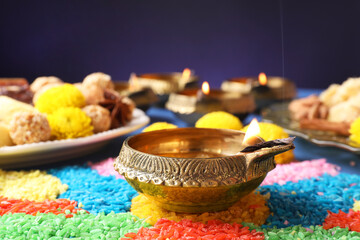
[262,77,360,153]
[0,73,150,168]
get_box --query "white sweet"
[0,96,36,126]
[30,76,63,93]
[0,124,13,147]
[321,77,360,107]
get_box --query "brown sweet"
[0,78,28,87]
[99,89,135,129]
[9,112,51,145]
[75,84,104,105]
[82,105,111,133]
[299,119,350,136]
[0,78,33,104]
[289,95,351,136]
[82,72,114,90]
[289,95,328,121]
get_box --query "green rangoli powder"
[0,212,150,239]
[244,223,360,239]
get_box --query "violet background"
[1,0,360,89]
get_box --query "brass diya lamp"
[130,68,199,97]
[221,73,296,109]
[113,79,159,111]
[114,127,295,213]
[165,81,256,124]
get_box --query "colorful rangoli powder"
[122,219,264,240]
[0,169,68,201]
[0,197,85,216]
[0,212,149,239]
[88,157,124,180]
[48,165,137,213]
[323,210,360,232]
[261,159,340,186]
[260,173,360,228]
[130,192,270,226]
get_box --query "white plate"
[0,108,150,168]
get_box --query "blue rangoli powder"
[260,173,360,228]
[48,165,137,214]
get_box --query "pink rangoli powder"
[261,158,340,186]
[88,158,125,180]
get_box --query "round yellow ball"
[195,111,242,130]
[143,122,178,132]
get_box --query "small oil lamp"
[129,68,199,106]
[196,81,210,99]
[252,72,270,93]
[221,73,296,109]
[130,68,199,95]
[166,81,256,124]
[179,68,192,89]
[113,74,159,111]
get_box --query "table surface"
[37,88,360,176]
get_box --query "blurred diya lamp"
[114,77,158,111]
[114,124,295,213]
[130,68,199,105]
[165,81,256,124]
[221,73,296,109]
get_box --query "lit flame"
[258,72,267,86]
[129,73,140,91]
[201,81,210,95]
[243,118,261,144]
[181,68,191,81]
